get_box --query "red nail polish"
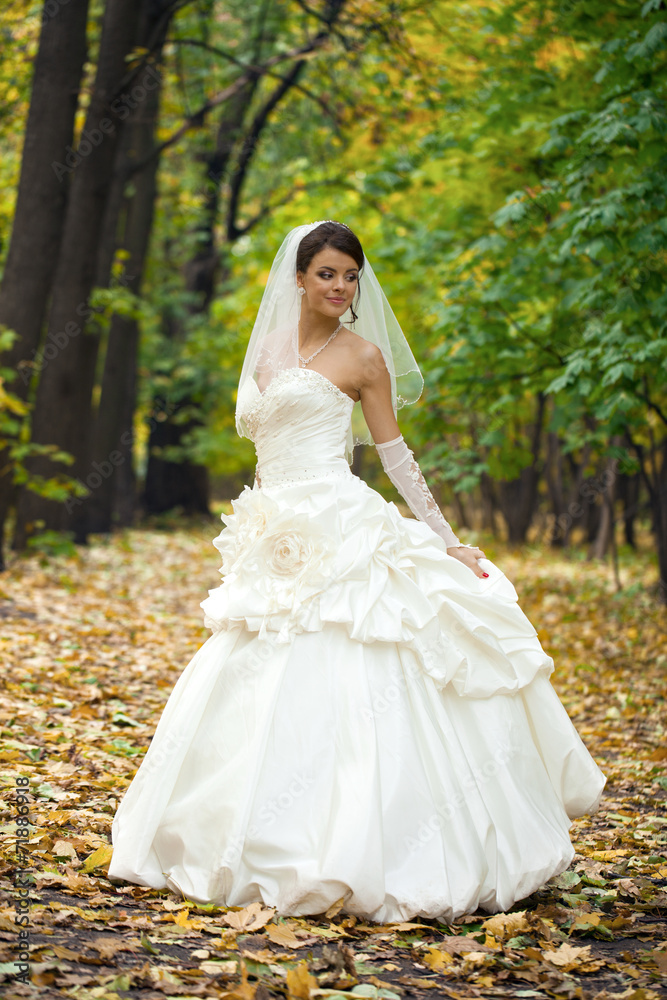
[483,572,489,578]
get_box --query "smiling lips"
[327,297,345,303]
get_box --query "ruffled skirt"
[108,476,605,921]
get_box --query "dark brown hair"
[296,221,364,322]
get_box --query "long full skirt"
[108,476,605,922]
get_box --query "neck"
[298,305,342,351]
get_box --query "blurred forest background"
[0,0,666,599]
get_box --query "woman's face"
[297,247,359,319]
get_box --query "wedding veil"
[235,220,424,462]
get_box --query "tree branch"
[171,39,340,130]
[226,60,307,241]
[225,1,349,240]
[125,35,330,177]
[635,377,667,429]
[494,302,567,365]
[232,177,353,239]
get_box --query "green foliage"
[355,0,667,500]
[0,330,86,504]
[3,0,666,577]
[25,528,77,560]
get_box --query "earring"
[297,287,305,296]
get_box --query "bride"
[108,220,605,922]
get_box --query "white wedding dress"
[109,366,605,922]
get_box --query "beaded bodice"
[236,368,355,488]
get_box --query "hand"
[446,544,489,579]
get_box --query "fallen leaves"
[0,528,665,999]
[286,959,318,997]
[542,940,603,971]
[222,901,276,933]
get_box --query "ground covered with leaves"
[0,520,666,999]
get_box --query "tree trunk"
[452,489,470,532]
[14,0,145,549]
[499,467,540,545]
[654,439,667,604]
[624,429,667,603]
[479,470,498,536]
[617,471,640,548]
[85,7,171,535]
[0,0,89,566]
[583,482,602,544]
[497,393,545,545]
[143,0,348,516]
[589,445,620,560]
[143,401,211,516]
[544,429,566,547]
[589,494,612,559]
[143,83,258,516]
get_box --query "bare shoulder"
[339,329,388,387]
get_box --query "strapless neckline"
[253,367,357,406]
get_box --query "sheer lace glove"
[375,434,462,548]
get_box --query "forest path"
[1,524,665,999]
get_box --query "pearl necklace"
[296,320,343,367]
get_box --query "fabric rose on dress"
[249,508,333,592]
[266,530,323,578]
[202,488,336,642]
[212,486,279,576]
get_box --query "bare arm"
[358,345,487,578]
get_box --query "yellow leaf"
[50,944,81,960]
[369,976,401,990]
[370,920,435,932]
[51,839,78,861]
[570,912,600,931]
[35,866,91,891]
[462,950,489,966]
[0,384,29,415]
[480,910,530,940]
[200,959,238,976]
[265,923,302,948]
[543,941,602,972]
[398,977,441,990]
[222,900,275,932]
[285,959,317,999]
[90,935,139,960]
[324,896,345,918]
[591,849,631,861]
[82,844,113,873]
[422,947,453,971]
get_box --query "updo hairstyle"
[296,221,364,322]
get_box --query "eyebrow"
[316,263,358,272]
